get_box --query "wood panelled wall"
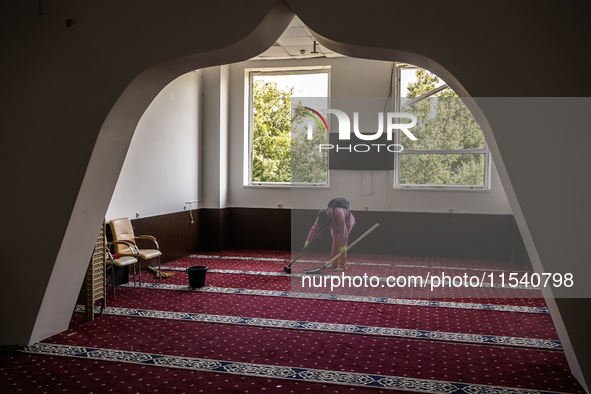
[109,208,530,267]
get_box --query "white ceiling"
[253,17,342,60]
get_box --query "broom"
[303,223,380,274]
[283,249,305,274]
[146,265,174,279]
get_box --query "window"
[395,65,490,189]
[246,67,330,186]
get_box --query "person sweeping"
[304,198,355,271]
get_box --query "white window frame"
[244,66,331,188]
[394,64,491,190]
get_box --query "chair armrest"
[105,247,122,262]
[135,235,160,250]
[105,248,116,262]
[108,240,139,257]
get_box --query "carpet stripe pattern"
[189,254,532,273]
[74,305,561,350]
[15,343,570,394]
[122,282,550,314]
[165,267,540,290]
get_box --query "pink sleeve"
[306,220,323,242]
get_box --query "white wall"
[106,70,202,220]
[201,66,231,209]
[228,57,512,214]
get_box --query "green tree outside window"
[251,79,328,184]
[400,69,487,187]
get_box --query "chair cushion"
[138,249,162,260]
[119,248,161,260]
[109,256,138,268]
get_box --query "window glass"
[397,66,489,189]
[249,69,329,185]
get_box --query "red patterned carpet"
[0,250,585,393]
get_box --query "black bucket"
[187,265,208,288]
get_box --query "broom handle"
[289,225,326,267]
[289,249,306,267]
[322,223,380,267]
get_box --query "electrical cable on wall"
[358,64,394,199]
[383,62,396,112]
